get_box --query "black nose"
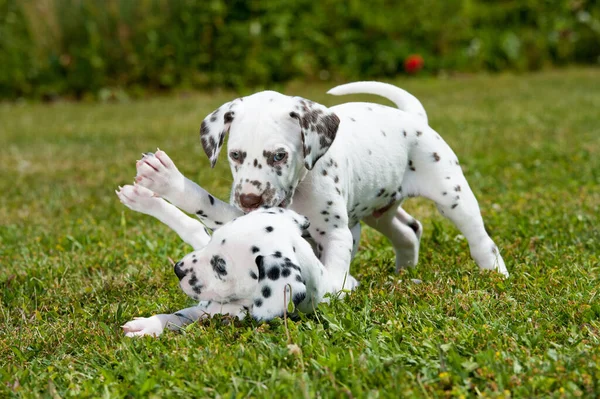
[174,261,187,280]
[239,193,262,210]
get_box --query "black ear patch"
[210,255,228,278]
[199,99,241,167]
[289,98,340,170]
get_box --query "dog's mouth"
[238,191,292,213]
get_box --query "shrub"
[0,0,598,99]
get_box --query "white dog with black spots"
[128,81,508,294]
[118,183,329,337]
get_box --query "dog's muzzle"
[239,193,263,210]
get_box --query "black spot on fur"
[221,239,226,245]
[210,255,228,277]
[293,292,306,305]
[254,298,263,307]
[454,185,461,192]
[224,111,235,123]
[267,267,280,280]
[433,152,440,162]
[416,131,423,136]
[274,251,282,258]
[282,268,291,277]
[208,194,215,205]
[251,246,260,253]
[262,286,272,298]
[265,226,274,233]
[295,275,303,283]
[249,270,258,280]
[451,203,459,209]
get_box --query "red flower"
[404,54,424,74]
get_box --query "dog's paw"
[135,150,185,199]
[328,274,359,297]
[121,316,164,337]
[116,184,164,215]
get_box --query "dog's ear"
[289,98,340,170]
[251,254,308,322]
[200,99,242,167]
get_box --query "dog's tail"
[327,81,428,124]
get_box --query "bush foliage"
[1,0,599,99]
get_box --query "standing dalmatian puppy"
[117,184,328,337]
[133,81,508,296]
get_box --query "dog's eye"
[230,151,241,161]
[273,151,287,163]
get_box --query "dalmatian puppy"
[133,81,508,296]
[117,184,328,337]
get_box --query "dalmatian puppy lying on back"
[117,184,328,337]
[130,81,508,295]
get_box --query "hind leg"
[364,204,422,271]
[403,144,508,276]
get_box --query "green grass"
[1,68,599,398]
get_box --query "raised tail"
[327,81,428,124]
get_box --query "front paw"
[116,184,163,215]
[122,316,164,337]
[135,150,185,199]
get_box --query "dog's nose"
[174,261,187,280]
[239,193,262,210]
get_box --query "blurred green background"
[1,0,599,100]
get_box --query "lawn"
[1,68,599,398]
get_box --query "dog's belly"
[328,103,424,225]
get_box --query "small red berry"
[404,54,424,74]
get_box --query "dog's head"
[175,208,314,320]
[199,91,340,213]
[174,249,258,304]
